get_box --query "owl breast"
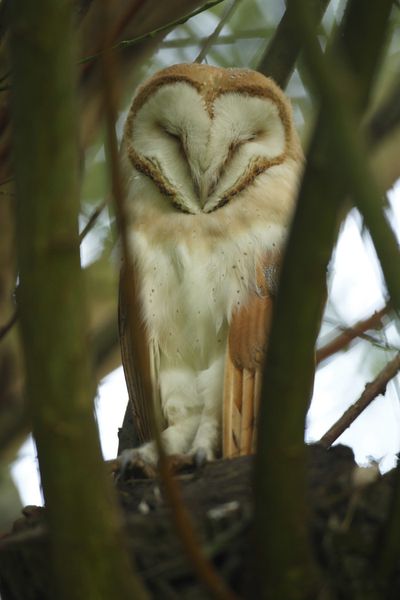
[128,166,296,370]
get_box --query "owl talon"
[193,447,208,469]
[166,453,197,473]
[117,449,158,479]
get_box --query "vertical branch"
[9,1,147,598]
[100,4,237,599]
[257,0,329,88]
[254,1,394,598]
[319,352,400,449]
[194,0,242,64]
[289,0,400,311]
[291,3,400,592]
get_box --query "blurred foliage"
[0,464,21,531]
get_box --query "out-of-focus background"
[2,0,400,524]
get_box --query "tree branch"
[319,352,400,448]
[369,77,400,145]
[9,0,147,598]
[316,305,390,364]
[0,200,109,346]
[194,0,242,64]
[79,200,107,242]
[100,6,237,598]
[257,0,330,88]
[254,1,394,598]
[0,309,17,341]
[369,73,400,192]
[161,30,267,48]
[290,0,400,313]
[81,0,225,64]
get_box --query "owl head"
[122,63,302,215]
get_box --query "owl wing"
[119,264,159,445]
[223,252,279,457]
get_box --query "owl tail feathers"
[223,361,262,456]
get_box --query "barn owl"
[119,63,303,471]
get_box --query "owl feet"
[117,448,210,479]
[118,449,158,479]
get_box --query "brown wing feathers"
[223,254,278,457]
[119,264,153,444]
[120,253,278,456]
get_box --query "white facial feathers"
[128,83,209,214]
[125,81,289,214]
[205,93,286,212]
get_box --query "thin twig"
[100,4,151,389]
[319,352,400,448]
[0,70,10,84]
[79,200,107,242]
[194,0,242,64]
[316,305,390,363]
[80,0,225,65]
[100,7,238,599]
[161,29,267,48]
[0,310,18,340]
[357,332,400,354]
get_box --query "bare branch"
[81,0,225,64]
[0,309,18,341]
[79,200,107,242]
[254,1,394,598]
[194,0,242,64]
[319,352,400,448]
[290,0,400,312]
[161,29,267,48]
[100,6,238,598]
[0,198,108,347]
[9,0,145,597]
[316,305,390,364]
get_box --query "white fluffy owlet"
[119,63,303,469]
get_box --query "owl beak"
[193,177,209,208]
[190,163,208,207]
[190,158,216,209]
